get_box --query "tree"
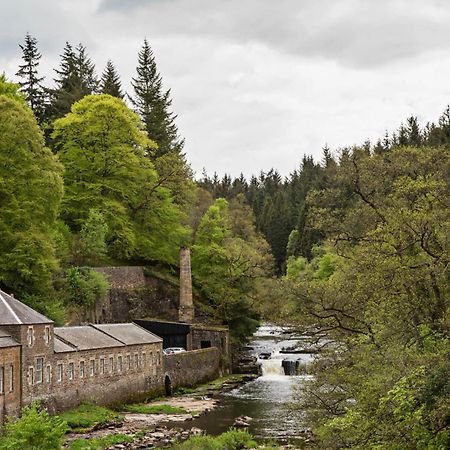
[100,60,123,98]
[192,198,273,344]
[15,33,47,123]
[52,94,188,264]
[130,39,184,158]
[0,85,63,296]
[78,209,108,265]
[50,42,98,119]
[287,146,450,449]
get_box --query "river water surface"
[166,324,314,445]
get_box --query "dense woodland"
[0,34,449,449]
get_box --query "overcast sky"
[2,0,450,178]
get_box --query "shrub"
[65,267,109,307]
[0,402,68,450]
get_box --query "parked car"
[259,352,271,359]
[163,347,186,355]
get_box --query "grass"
[122,403,188,414]
[58,403,121,433]
[69,433,134,450]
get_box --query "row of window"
[28,351,161,385]
[0,365,14,394]
[27,325,51,348]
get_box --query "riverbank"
[63,374,258,449]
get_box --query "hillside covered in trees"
[0,34,449,449]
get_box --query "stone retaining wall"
[163,348,221,391]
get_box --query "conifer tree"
[100,60,123,98]
[50,42,98,119]
[16,33,47,123]
[130,39,184,158]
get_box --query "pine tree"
[100,60,123,98]
[50,42,98,119]
[130,39,184,158]
[15,33,47,123]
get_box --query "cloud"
[96,0,450,68]
[2,0,450,177]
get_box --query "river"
[165,324,315,446]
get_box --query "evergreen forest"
[0,35,449,449]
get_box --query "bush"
[65,267,109,307]
[0,402,68,450]
[171,429,259,450]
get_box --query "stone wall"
[163,348,221,391]
[46,342,164,412]
[0,345,21,423]
[87,267,180,324]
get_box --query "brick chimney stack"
[179,247,194,323]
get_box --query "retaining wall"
[163,347,221,391]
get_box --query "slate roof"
[92,323,162,345]
[53,336,76,353]
[54,326,124,351]
[0,289,52,325]
[0,327,20,348]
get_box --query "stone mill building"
[0,248,229,423]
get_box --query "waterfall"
[260,352,284,376]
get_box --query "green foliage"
[70,433,134,450]
[58,403,121,433]
[0,74,27,105]
[121,403,187,414]
[53,94,188,265]
[78,209,108,265]
[100,60,123,99]
[0,93,63,296]
[286,146,450,449]
[65,267,108,307]
[0,403,68,450]
[130,39,184,158]
[192,198,273,344]
[16,33,47,123]
[170,429,258,450]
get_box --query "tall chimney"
[179,247,194,323]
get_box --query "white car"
[163,347,186,355]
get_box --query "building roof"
[54,326,125,351]
[0,289,52,325]
[92,323,162,345]
[53,336,76,353]
[0,327,20,348]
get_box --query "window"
[28,367,34,385]
[79,361,85,378]
[90,359,95,376]
[127,354,131,370]
[36,358,43,384]
[142,352,146,368]
[109,356,114,373]
[27,326,34,347]
[100,358,105,375]
[44,326,51,346]
[9,365,13,392]
[57,364,63,382]
[118,355,123,372]
[68,363,74,380]
[46,365,51,383]
[157,352,161,365]
[135,353,139,369]
[0,367,3,394]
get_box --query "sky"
[2,0,450,178]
